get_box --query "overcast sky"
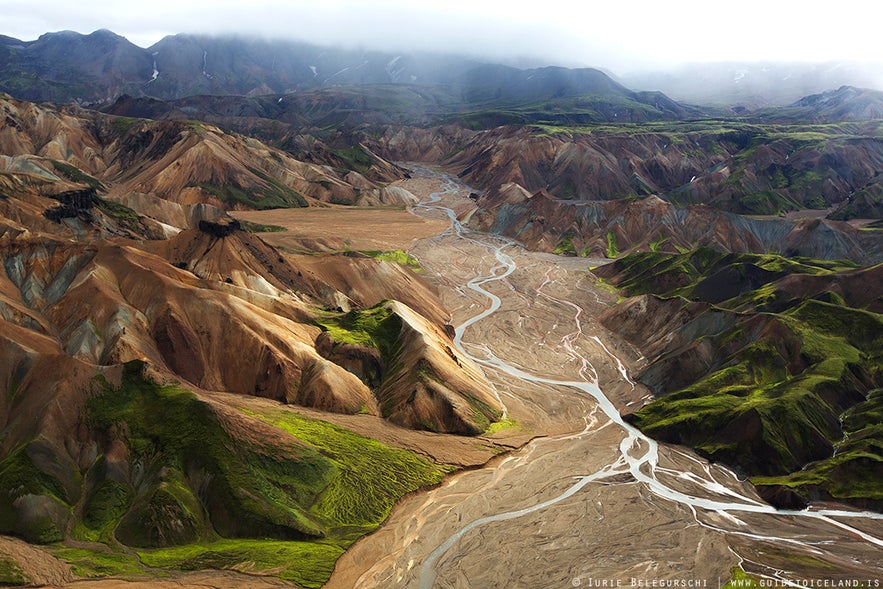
[2,0,882,73]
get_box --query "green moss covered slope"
[598,250,883,509]
[0,360,447,586]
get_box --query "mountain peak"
[790,84,883,121]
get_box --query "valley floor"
[10,166,883,588]
[326,166,883,588]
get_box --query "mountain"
[621,61,883,107]
[0,93,411,212]
[0,31,695,125]
[101,85,465,138]
[0,93,499,423]
[0,31,488,104]
[386,119,883,224]
[0,96,506,580]
[778,85,883,122]
[465,184,883,264]
[0,29,153,103]
[144,33,489,99]
[596,250,883,510]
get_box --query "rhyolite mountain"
[0,94,506,583]
[100,91,883,234]
[0,93,499,428]
[362,122,883,264]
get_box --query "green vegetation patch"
[246,407,448,533]
[197,168,307,210]
[611,249,883,507]
[361,249,422,271]
[0,555,29,586]
[330,145,376,175]
[603,248,855,302]
[44,360,450,586]
[94,197,139,221]
[238,219,287,233]
[50,160,104,190]
[649,234,668,253]
[605,229,620,258]
[553,234,577,255]
[50,546,146,579]
[0,444,70,543]
[738,190,800,216]
[85,361,336,545]
[721,567,761,589]
[484,417,522,436]
[316,301,403,356]
[111,116,139,134]
[139,539,344,589]
[753,387,883,503]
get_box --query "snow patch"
[326,66,350,81]
[385,55,403,79]
[202,50,213,80]
[148,58,159,83]
[308,65,317,77]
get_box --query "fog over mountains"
[1,29,881,107]
[621,61,883,107]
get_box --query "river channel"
[325,166,883,589]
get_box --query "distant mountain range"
[621,61,883,107]
[5,29,880,117]
[0,29,687,120]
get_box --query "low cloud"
[4,0,882,75]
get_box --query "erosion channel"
[326,165,883,588]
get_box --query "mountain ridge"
[0,29,693,123]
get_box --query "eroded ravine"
[325,166,883,588]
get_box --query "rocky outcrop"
[197,217,240,237]
[42,189,97,222]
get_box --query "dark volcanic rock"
[43,188,98,222]
[755,484,809,510]
[197,218,241,238]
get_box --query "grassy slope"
[360,249,423,271]
[0,361,447,587]
[610,250,883,507]
[316,301,502,433]
[193,161,308,210]
[316,302,403,355]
